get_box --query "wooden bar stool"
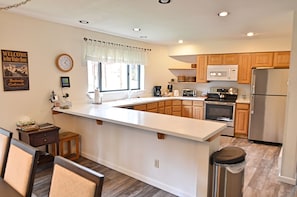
[58,131,80,161]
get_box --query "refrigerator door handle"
[251,73,256,94]
[250,95,254,114]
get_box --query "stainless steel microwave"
[207,65,238,81]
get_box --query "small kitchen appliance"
[182,89,196,97]
[153,86,162,97]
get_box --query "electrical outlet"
[154,159,159,168]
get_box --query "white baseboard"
[277,148,297,185]
[278,174,296,185]
[81,152,192,197]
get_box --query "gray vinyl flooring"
[32,136,297,197]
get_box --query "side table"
[17,123,60,169]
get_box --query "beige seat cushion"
[4,144,33,196]
[49,164,96,197]
[0,135,9,173]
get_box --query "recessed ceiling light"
[133,27,141,32]
[246,32,255,37]
[178,40,183,44]
[218,11,229,17]
[159,0,171,4]
[79,20,89,24]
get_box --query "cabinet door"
[193,106,204,119]
[196,55,208,83]
[147,102,158,111]
[164,106,172,115]
[238,54,252,84]
[252,52,273,67]
[182,106,193,118]
[235,103,250,137]
[208,55,223,65]
[273,51,290,68]
[223,54,239,64]
[133,104,147,111]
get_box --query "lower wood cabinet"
[182,100,193,118]
[235,103,250,138]
[131,99,204,120]
[192,101,204,120]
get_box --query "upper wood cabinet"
[208,54,239,65]
[273,51,290,68]
[238,54,252,84]
[251,52,273,67]
[196,55,208,83]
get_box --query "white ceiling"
[1,0,297,46]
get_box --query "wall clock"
[55,53,73,72]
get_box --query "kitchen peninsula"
[52,97,226,197]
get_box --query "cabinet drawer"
[236,103,249,110]
[193,101,204,107]
[182,100,192,106]
[147,102,158,110]
[172,100,182,106]
[158,101,165,107]
[30,132,58,146]
[165,100,172,106]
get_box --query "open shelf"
[168,68,196,77]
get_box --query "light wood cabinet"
[147,102,158,113]
[133,104,147,111]
[192,101,204,119]
[235,103,250,138]
[158,101,165,114]
[208,54,239,65]
[196,55,208,83]
[172,100,182,116]
[207,54,223,65]
[164,100,172,115]
[273,51,290,68]
[182,100,193,118]
[251,52,273,68]
[238,53,252,84]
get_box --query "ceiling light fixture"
[79,20,89,24]
[178,40,183,44]
[158,0,171,4]
[218,11,229,17]
[246,32,254,37]
[133,27,141,32]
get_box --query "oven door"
[204,101,235,136]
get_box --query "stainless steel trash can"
[211,147,246,197]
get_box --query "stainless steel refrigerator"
[248,68,288,143]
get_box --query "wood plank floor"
[32,137,297,197]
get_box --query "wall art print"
[1,50,29,91]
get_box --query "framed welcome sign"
[1,50,30,91]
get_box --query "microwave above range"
[207,65,238,81]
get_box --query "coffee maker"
[153,86,162,97]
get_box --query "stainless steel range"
[204,87,238,136]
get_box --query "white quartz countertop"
[53,97,226,142]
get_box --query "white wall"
[0,12,186,135]
[280,10,297,184]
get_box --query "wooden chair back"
[49,156,104,197]
[0,128,13,178]
[4,138,40,197]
